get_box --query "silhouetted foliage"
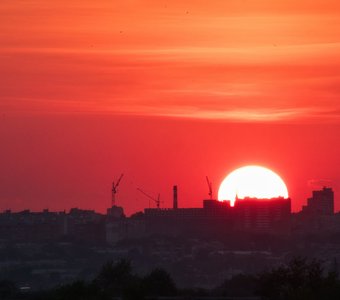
[215,274,258,297]
[178,287,210,297]
[53,280,104,300]
[257,257,340,300]
[92,260,178,300]
[94,259,137,297]
[142,268,177,297]
[6,256,340,300]
[0,280,17,299]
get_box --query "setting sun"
[218,166,289,206]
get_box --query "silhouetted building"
[0,209,65,242]
[138,197,291,238]
[66,208,105,243]
[302,187,334,215]
[107,205,125,219]
[105,206,147,243]
[233,197,291,233]
[0,208,105,244]
[292,187,335,235]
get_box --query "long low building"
[106,187,292,243]
[143,197,291,235]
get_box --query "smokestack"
[173,185,178,209]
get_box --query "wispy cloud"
[1,1,340,123]
[111,105,340,122]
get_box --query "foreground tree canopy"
[2,257,340,300]
[257,257,340,300]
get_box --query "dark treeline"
[2,257,340,300]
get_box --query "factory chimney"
[173,185,178,209]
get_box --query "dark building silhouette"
[143,199,234,237]
[0,208,105,243]
[106,189,292,243]
[107,205,124,219]
[143,197,291,235]
[0,209,65,242]
[234,197,291,233]
[302,187,334,215]
[5,187,339,245]
[292,187,336,235]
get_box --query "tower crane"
[206,176,213,200]
[137,188,162,209]
[112,173,124,206]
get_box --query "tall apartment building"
[302,187,334,215]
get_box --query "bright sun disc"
[218,166,288,206]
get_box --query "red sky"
[1,0,340,215]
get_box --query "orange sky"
[1,0,340,214]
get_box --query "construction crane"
[137,188,162,209]
[206,176,213,200]
[112,174,124,206]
